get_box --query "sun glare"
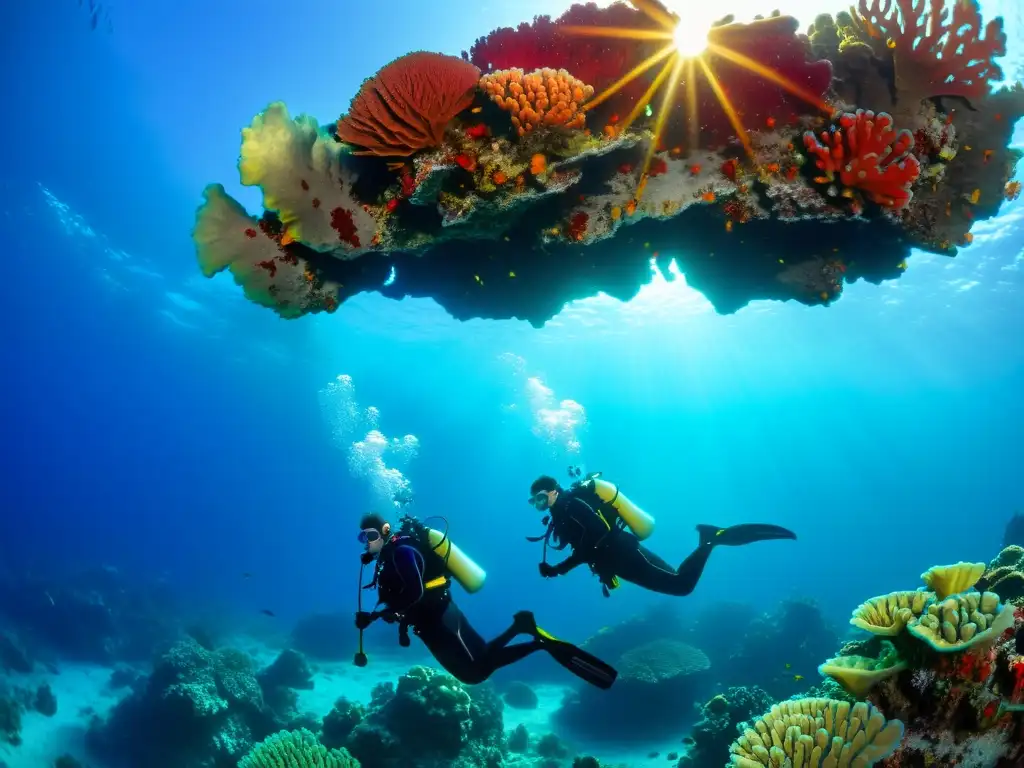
[672,21,708,58]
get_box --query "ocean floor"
[2,644,690,768]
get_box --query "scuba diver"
[527,467,797,597]
[353,512,617,689]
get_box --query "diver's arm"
[550,549,588,575]
[385,545,427,613]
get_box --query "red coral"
[803,109,920,210]
[330,207,361,247]
[336,52,480,156]
[567,211,589,241]
[858,0,1006,100]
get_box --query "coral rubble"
[193,1,1023,326]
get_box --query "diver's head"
[529,475,560,512]
[358,512,391,558]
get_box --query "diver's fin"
[697,523,797,548]
[535,626,618,690]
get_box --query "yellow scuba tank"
[592,478,655,540]
[426,528,487,593]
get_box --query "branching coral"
[240,103,377,255]
[239,728,357,768]
[729,698,904,768]
[803,109,920,210]
[855,0,1007,103]
[479,68,593,136]
[336,51,480,156]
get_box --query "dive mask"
[357,528,382,544]
[528,491,551,510]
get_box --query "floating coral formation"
[193,0,1024,326]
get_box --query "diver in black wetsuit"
[527,474,796,597]
[353,513,617,688]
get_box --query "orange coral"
[336,51,481,156]
[479,67,594,136]
[857,0,1006,100]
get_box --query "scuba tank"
[569,468,656,540]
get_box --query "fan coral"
[803,109,921,209]
[336,51,480,156]
[819,650,907,697]
[921,561,986,600]
[729,698,904,768]
[479,68,593,136]
[855,0,1007,102]
[239,728,357,768]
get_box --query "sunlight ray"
[580,43,677,111]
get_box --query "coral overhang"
[192,0,1024,325]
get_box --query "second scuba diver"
[527,469,797,597]
[354,512,618,689]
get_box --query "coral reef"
[85,638,314,768]
[984,546,1024,604]
[815,558,1024,767]
[339,666,504,768]
[556,637,711,741]
[193,1,1024,326]
[678,686,774,768]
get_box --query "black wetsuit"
[545,489,714,596]
[372,535,542,684]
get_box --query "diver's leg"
[415,601,494,684]
[611,534,710,596]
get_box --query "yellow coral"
[850,590,932,635]
[479,68,594,136]
[921,562,986,600]
[729,698,904,768]
[907,591,1016,652]
[818,655,907,697]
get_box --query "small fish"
[242,572,252,579]
[260,609,276,617]
[785,663,792,669]
[793,674,804,682]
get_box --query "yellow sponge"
[192,184,341,318]
[239,102,378,255]
[729,698,904,768]
[850,590,932,635]
[920,562,986,600]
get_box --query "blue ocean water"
[3,1,1024,767]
